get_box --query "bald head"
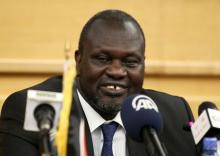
[78,9,145,53]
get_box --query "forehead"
[83,19,145,54]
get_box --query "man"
[0,10,197,156]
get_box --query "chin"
[97,98,122,113]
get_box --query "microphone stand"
[143,127,167,156]
[40,129,52,156]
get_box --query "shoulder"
[141,88,182,100]
[141,89,188,107]
[0,75,63,121]
[141,88,194,121]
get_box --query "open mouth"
[100,84,128,96]
[106,85,124,90]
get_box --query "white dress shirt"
[77,90,127,156]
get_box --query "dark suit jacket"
[0,76,197,156]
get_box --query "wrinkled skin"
[75,19,145,120]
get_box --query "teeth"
[116,86,121,90]
[107,85,114,89]
[106,85,122,90]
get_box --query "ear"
[75,50,81,75]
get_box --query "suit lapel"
[84,119,94,156]
[72,84,94,156]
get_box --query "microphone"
[120,94,167,156]
[198,101,218,116]
[191,101,220,144]
[34,103,55,131]
[24,90,63,156]
[24,90,63,132]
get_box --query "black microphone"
[24,90,63,132]
[182,102,216,132]
[34,103,56,156]
[191,101,220,144]
[198,101,218,116]
[121,94,167,156]
[34,103,55,131]
[24,90,63,156]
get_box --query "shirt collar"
[77,90,124,132]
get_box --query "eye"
[123,58,140,68]
[93,54,111,64]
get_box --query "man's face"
[76,19,145,119]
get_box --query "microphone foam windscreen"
[198,101,218,116]
[120,94,163,141]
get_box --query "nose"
[106,60,127,79]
